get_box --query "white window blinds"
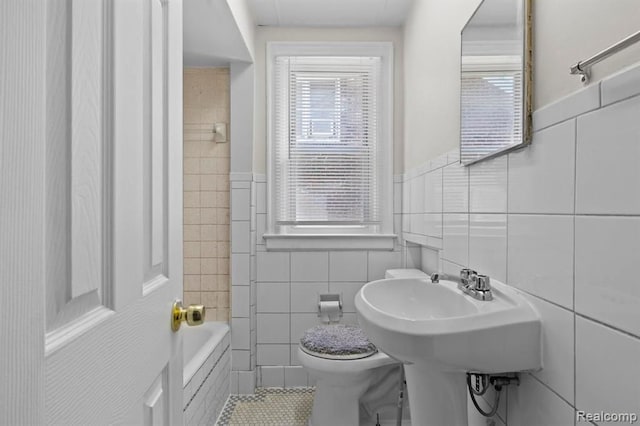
[460,70,523,164]
[272,56,382,227]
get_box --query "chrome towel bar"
[570,30,640,83]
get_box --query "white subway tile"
[533,83,600,131]
[410,175,425,214]
[443,163,469,213]
[290,313,321,343]
[527,296,574,404]
[257,182,267,214]
[575,216,640,336]
[237,371,255,395]
[256,213,266,245]
[231,318,250,350]
[424,213,443,238]
[291,252,329,282]
[469,214,507,282]
[232,349,250,371]
[260,366,284,388]
[256,313,290,344]
[576,317,640,422]
[290,282,329,313]
[508,120,576,214]
[328,282,365,313]
[443,213,469,266]
[469,156,508,213]
[424,168,443,213]
[231,253,250,286]
[231,221,250,253]
[394,182,402,214]
[508,374,575,426]
[231,188,251,221]
[257,344,290,366]
[420,246,440,275]
[257,251,290,282]
[256,282,289,313]
[284,366,308,388]
[576,95,640,214]
[329,251,367,282]
[507,215,574,309]
[601,63,640,106]
[231,286,250,318]
[367,251,403,281]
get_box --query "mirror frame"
[460,0,533,166]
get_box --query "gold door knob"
[171,300,206,332]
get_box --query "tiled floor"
[216,388,314,426]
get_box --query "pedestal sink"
[355,277,541,426]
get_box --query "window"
[266,43,394,250]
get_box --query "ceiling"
[247,0,414,27]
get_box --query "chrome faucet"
[471,275,493,301]
[459,269,493,301]
[430,273,440,283]
[459,268,477,291]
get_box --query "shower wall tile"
[183,68,230,321]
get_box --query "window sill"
[263,234,397,251]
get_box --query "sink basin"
[355,277,541,426]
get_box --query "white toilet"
[298,268,427,426]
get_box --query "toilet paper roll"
[318,300,342,323]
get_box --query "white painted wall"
[403,0,640,169]
[252,26,404,174]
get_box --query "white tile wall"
[507,120,576,214]
[469,156,508,213]
[576,95,640,215]
[507,215,574,309]
[329,251,368,281]
[290,252,329,282]
[469,214,507,283]
[401,63,640,424]
[576,317,640,424]
[575,216,640,336]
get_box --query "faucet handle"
[430,273,440,283]
[460,268,477,282]
[474,275,491,291]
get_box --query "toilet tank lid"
[384,268,428,279]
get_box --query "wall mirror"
[460,0,532,165]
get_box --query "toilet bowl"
[298,268,427,426]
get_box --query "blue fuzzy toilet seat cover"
[300,324,377,360]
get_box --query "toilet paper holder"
[317,293,343,321]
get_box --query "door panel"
[43,0,183,423]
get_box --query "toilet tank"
[384,269,428,279]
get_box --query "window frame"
[265,42,395,250]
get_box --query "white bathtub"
[183,322,230,425]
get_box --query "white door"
[2,0,185,424]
